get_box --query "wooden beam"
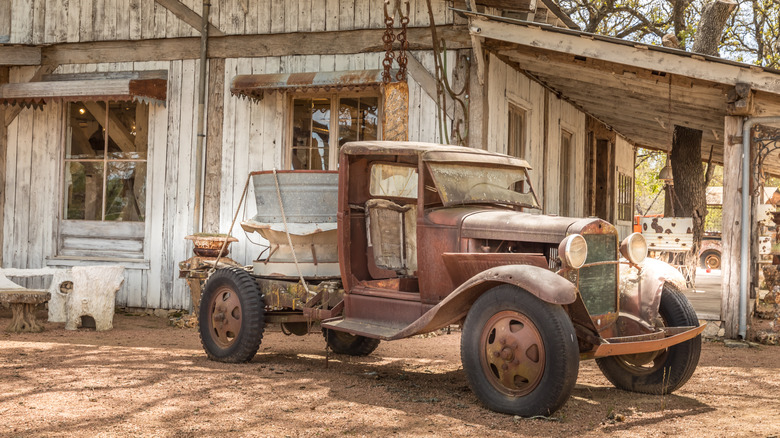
[721,116,743,337]
[470,16,780,94]
[41,25,470,65]
[475,0,536,11]
[4,64,58,127]
[154,0,225,37]
[0,67,7,266]
[468,48,488,149]
[202,58,224,234]
[0,1,10,43]
[0,46,42,66]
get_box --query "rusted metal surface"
[230,70,390,102]
[461,211,582,243]
[184,234,238,258]
[592,324,705,357]
[340,141,532,169]
[480,310,545,396]
[618,257,687,334]
[206,284,243,348]
[0,77,167,106]
[388,265,578,340]
[382,81,409,141]
[442,252,547,286]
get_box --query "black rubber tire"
[596,284,701,394]
[322,329,381,356]
[460,285,579,417]
[199,268,265,363]
[699,250,721,270]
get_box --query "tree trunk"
[668,126,707,284]
[691,0,737,56]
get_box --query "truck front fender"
[389,264,577,339]
[619,257,688,327]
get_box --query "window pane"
[559,131,573,216]
[64,162,104,220]
[339,97,378,147]
[291,98,330,170]
[369,164,418,199]
[107,102,148,160]
[67,102,106,159]
[508,104,526,159]
[105,162,146,221]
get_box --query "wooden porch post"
[721,115,744,338]
[0,66,8,266]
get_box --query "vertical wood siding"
[7,0,453,44]
[3,50,448,309]
[486,54,586,217]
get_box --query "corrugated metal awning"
[0,71,167,107]
[231,69,394,101]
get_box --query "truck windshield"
[427,162,540,209]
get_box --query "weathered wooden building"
[2,0,777,337]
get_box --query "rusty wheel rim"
[209,285,242,348]
[705,254,720,270]
[479,310,545,397]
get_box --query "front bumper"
[588,323,706,358]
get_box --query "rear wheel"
[700,250,721,270]
[596,284,701,394]
[199,268,265,363]
[461,285,579,417]
[322,329,380,356]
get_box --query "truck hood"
[460,210,599,244]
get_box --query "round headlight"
[620,232,648,265]
[559,234,588,269]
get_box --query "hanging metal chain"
[382,1,396,85]
[396,1,410,82]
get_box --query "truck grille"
[578,234,618,315]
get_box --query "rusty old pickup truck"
[186,141,704,417]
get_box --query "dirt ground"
[1,309,779,438]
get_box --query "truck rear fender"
[392,264,577,339]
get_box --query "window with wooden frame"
[507,103,527,159]
[58,101,149,261]
[288,93,380,170]
[617,171,633,222]
[559,129,573,216]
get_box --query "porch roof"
[463,10,780,175]
[0,71,167,107]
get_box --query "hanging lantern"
[658,155,673,185]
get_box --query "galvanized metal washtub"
[240,171,340,279]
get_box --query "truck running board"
[321,317,408,340]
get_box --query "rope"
[271,169,311,296]
[211,173,252,273]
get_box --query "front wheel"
[199,268,265,363]
[596,284,701,394]
[322,329,380,356]
[461,285,579,417]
